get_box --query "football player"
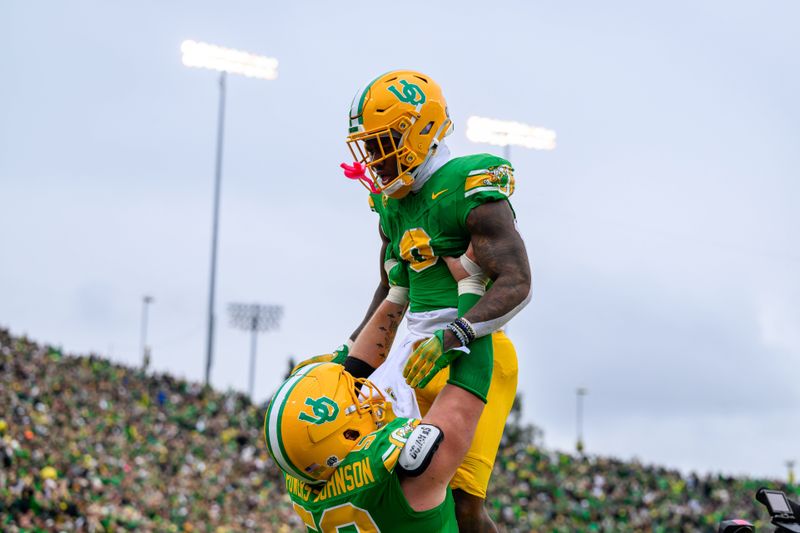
[341,70,532,532]
[265,288,491,532]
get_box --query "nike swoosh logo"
[431,189,448,200]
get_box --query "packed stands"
[0,328,792,532]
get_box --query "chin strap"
[341,162,379,194]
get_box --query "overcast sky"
[2,0,799,480]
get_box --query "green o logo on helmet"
[298,396,339,425]
[388,80,426,106]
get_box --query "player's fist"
[290,343,349,376]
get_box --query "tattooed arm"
[441,200,532,350]
[349,298,406,368]
[345,223,408,370]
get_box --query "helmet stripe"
[265,362,324,482]
[348,81,371,133]
[266,363,319,482]
[348,72,389,134]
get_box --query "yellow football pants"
[414,330,519,499]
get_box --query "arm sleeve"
[384,255,409,305]
[384,256,409,288]
[447,291,493,403]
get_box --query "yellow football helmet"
[346,70,453,199]
[264,362,392,484]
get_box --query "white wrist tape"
[386,286,409,305]
[458,277,486,296]
[457,254,489,296]
[460,254,484,276]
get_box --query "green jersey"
[284,417,457,533]
[369,154,515,312]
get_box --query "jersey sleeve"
[369,193,396,251]
[372,195,407,288]
[374,418,420,474]
[461,157,516,226]
[384,253,409,289]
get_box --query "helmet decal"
[264,362,391,484]
[387,80,426,105]
[345,70,452,198]
[264,362,323,482]
[299,396,340,425]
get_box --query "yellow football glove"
[290,343,349,376]
[403,330,462,389]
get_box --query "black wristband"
[453,317,476,344]
[343,356,376,380]
[446,322,468,347]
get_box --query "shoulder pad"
[453,153,511,174]
[397,424,443,477]
[464,164,515,198]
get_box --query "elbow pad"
[397,424,444,477]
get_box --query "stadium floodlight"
[181,40,278,387]
[228,303,284,399]
[139,295,154,370]
[576,387,588,454]
[466,116,557,160]
[181,40,278,80]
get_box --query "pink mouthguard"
[341,162,380,194]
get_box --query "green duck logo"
[298,396,340,425]
[388,80,426,106]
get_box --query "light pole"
[466,115,557,161]
[228,303,283,398]
[140,295,154,370]
[787,460,796,485]
[181,40,278,386]
[576,387,588,454]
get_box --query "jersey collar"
[410,141,451,193]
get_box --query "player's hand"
[403,330,462,389]
[290,343,349,376]
[443,256,469,281]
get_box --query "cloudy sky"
[2,1,798,479]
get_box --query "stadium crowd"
[489,442,794,532]
[0,328,298,532]
[0,327,793,532]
